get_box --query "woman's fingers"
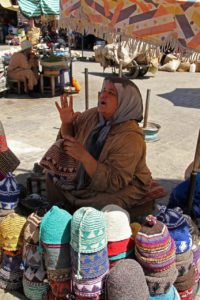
[69,96,73,110]
[55,101,61,113]
[61,93,69,108]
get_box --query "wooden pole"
[143,89,151,128]
[187,129,200,214]
[85,68,89,110]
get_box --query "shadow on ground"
[158,88,200,109]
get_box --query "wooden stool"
[8,79,27,95]
[40,74,59,97]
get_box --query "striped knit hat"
[135,215,176,272]
[0,121,20,176]
[0,173,20,210]
[39,206,72,246]
[70,207,107,253]
[102,204,132,242]
[23,276,49,300]
[0,212,27,251]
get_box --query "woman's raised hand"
[55,94,80,125]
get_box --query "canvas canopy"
[18,0,60,18]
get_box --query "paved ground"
[0,50,200,205]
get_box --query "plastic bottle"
[189,63,196,73]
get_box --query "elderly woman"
[42,77,152,212]
[7,40,38,94]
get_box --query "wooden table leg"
[40,75,44,96]
[51,76,55,97]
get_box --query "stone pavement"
[0,53,200,205]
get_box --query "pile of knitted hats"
[101,205,134,269]
[70,207,109,299]
[135,214,180,299]
[22,211,49,300]
[156,206,195,300]
[0,211,26,290]
[39,206,72,299]
[0,121,20,182]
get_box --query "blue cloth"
[0,173,20,209]
[156,206,187,229]
[149,285,180,299]
[168,172,200,217]
[169,225,192,254]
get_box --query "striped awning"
[18,0,60,18]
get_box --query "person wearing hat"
[7,40,39,97]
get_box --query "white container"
[189,63,196,73]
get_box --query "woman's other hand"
[55,94,80,125]
[63,135,87,161]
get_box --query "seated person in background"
[43,77,152,212]
[7,40,39,96]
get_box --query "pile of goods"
[40,55,68,76]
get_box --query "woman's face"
[98,81,118,119]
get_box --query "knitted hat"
[43,245,71,270]
[71,247,109,279]
[169,225,192,254]
[72,271,108,298]
[23,243,43,269]
[24,264,46,283]
[102,204,132,242]
[70,207,107,253]
[20,194,50,214]
[135,215,176,271]
[0,173,20,209]
[178,287,193,300]
[23,212,42,245]
[40,139,78,183]
[174,265,196,292]
[0,212,27,251]
[106,259,149,300]
[47,268,71,282]
[156,206,188,229]
[23,276,49,300]
[107,237,135,257]
[50,279,72,298]
[39,206,72,246]
[176,249,193,276]
[149,285,180,300]
[0,121,20,176]
[145,266,178,295]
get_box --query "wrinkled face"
[98,81,118,120]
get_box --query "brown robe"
[7,52,38,91]
[46,107,152,212]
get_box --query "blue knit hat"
[39,206,72,247]
[70,207,107,253]
[0,173,20,209]
[149,285,180,299]
[156,206,192,254]
[156,206,188,229]
[168,172,200,217]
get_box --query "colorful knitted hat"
[23,276,49,300]
[0,212,27,251]
[39,206,72,246]
[108,249,134,261]
[178,287,193,300]
[135,215,176,272]
[102,204,132,242]
[40,139,78,183]
[50,279,72,298]
[0,121,20,176]
[106,259,149,300]
[72,271,108,298]
[0,173,20,210]
[149,285,180,300]
[145,266,178,295]
[156,206,188,229]
[24,264,46,283]
[43,245,71,271]
[70,207,107,253]
[71,247,109,279]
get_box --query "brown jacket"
[47,107,152,210]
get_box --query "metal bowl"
[141,122,161,142]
